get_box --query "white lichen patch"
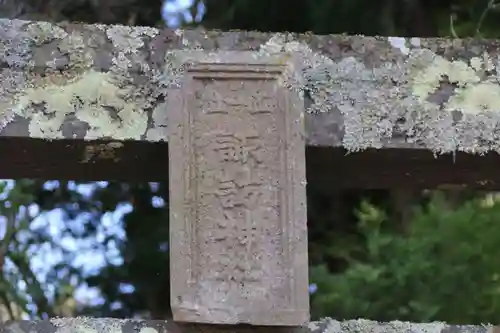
[256,33,500,154]
[113,52,133,70]
[106,25,157,52]
[174,29,208,50]
[258,33,339,113]
[164,35,407,151]
[307,321,320,331]
[0,19,36,67]
[258,33,414,151]
[13,70,148,140]
[321,318,447,333]
[51,317,126,333]
[106,25,157,74]
[0,69,26,129]
[58,31,94,69]
[25,21,68,45]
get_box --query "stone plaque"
[168,52,309,326]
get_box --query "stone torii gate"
[1,17,500,333]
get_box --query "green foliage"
[310,194,500,324]
[201,0,500,37]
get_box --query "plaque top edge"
[187,62,287,74]
[165,50,302,88]
[166,50,298,67]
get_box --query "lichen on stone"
[163,50,201,88]
[259,33,413,151]
[106,24,158,74]
[320,318,448,333]
[12,70,148,140]
[51,317,127,333]
[259,33,500,155]
[25,21,68,45]
[6,19,500,156]
[405,48,500,154]
[58,30,94,70]
[0,19,34,68]
[106,25,157,52]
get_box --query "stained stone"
[168,53,309,326]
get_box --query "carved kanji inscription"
[168,55,309,326]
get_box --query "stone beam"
[2,19,500,155]
[3,18,500,188]
[2,317,492,333]
[6,139,500,191]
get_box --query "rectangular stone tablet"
[168,52,309,326]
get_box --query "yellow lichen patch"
[51,317,125,333]
[447,82,500,115]
[13,70,148,140]
[411,51,500,115]
[411,56,480,102]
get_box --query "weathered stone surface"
[168,52,308,326]
[0,317,493,333]
[4,19,500,188]
[3,19,500,155]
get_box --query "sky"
[161,0,205,27]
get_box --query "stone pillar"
[167,51,309,326]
